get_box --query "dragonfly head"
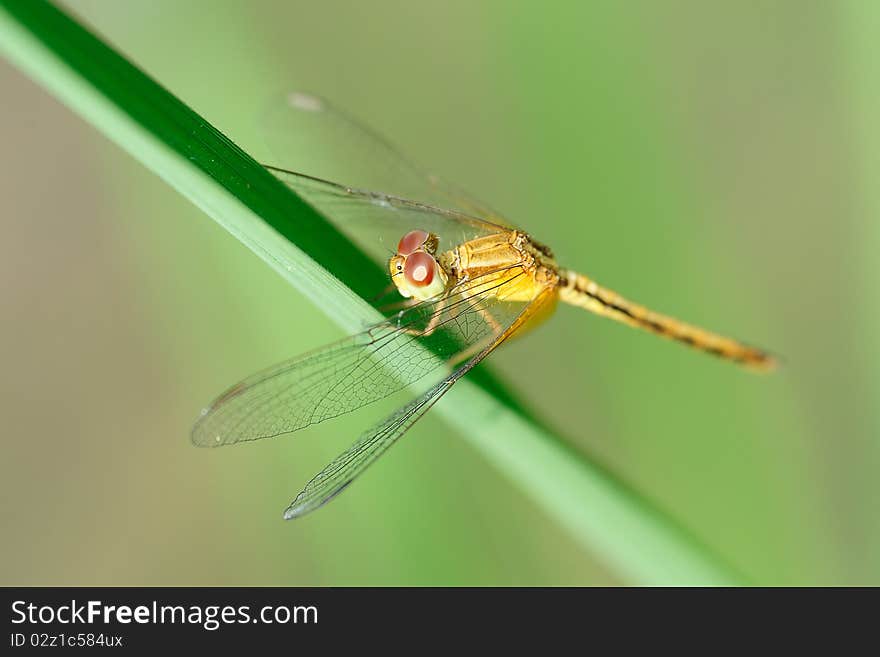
[389,230,448,301]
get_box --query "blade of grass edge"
[0,0,745,585]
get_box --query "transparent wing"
[283,286,557,519]
[283,373,459,519]
[192,267,536,448]
[262,90,515,226]
[266,166,507,265]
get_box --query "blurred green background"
[1,0,878,585]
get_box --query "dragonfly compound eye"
[397,229,431,256]
[403,251,437,287]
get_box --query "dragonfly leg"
[467,296,502,334]
[395,295,449,337]
[418,296,449,337]
[378,296,419,315]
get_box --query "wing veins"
[265,164,510,235]
[283,286,556,518]
[288,271,527,432]
[192,269,528,446]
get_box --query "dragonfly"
[192,92,775,519]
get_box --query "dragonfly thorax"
[389,230,449,301]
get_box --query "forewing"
[262,90,515,225]
[266,166,505,266]
[283,286,557,519]
[192,268,534,447]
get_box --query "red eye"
[403,251,436,287]
[397,230,430,256]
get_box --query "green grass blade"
[0,0,744,585]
